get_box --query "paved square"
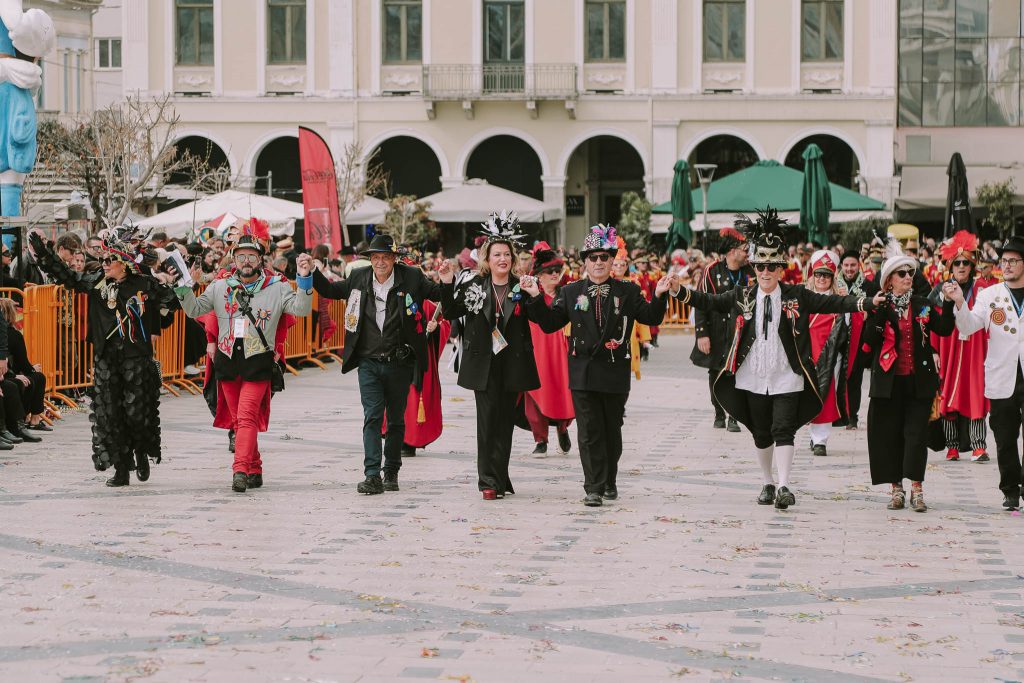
[1,333,1022,682]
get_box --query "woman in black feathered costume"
[29,227,177,487]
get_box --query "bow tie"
[587,283,611,299]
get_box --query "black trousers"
[743,391,800,448]
[474,354,517,493]
[989,368,1024,497]
[847,360,865,422]
[0,379,23,430]
[572,389,628,495]
[709,370,725,420]
[19,370,46,415]
[867,376,931,485]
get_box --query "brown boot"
[887,486,905,510]
[910,489,927,512]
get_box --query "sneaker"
[1003,493,1020,510]
[231,472,247,493]
[532,441,548,456]
[971,448,990,462]
[812,444,827,457]
[946,448,960,461]
[357,475,384,495]
[713,417,726,429]
[557,431,572,454]
[887,488,906,510]
[910,490,927,512]
[726,418,741,433]
[774,486,796,510]
[246,473,263,489]
[382,470,399,491]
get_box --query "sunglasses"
[893,269,915,279]
[813,271,834,278]
[587,253,611,263]
[537,267,561,276]
[951,259,972,267]
[100,257,116,266]
[234,254,261,264]
[754,264,781,273]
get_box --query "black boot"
[135,452,150,482]
[401,445,416,457]
[228,430,236,453]
[232,472,247,492]
[557,430,572,454]
[357,475,384,495]
[532,441,548,456]
[106,469,130,487]
[247,473,263,489]
[382,470,399,491]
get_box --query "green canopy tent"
[665,160,695,253]
[800,144,832,246]
[651,160,887,235]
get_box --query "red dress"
[809,312,842,424]
[935,282,988,420]
[526,292,574,420]
[399,300,451,448]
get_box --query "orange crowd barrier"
[662,297,692,329]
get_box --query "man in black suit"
[305,234,442,494]
[521,225,672,507]
[838,251,879,429]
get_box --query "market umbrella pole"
[944,152,974,238]
[799,143,832,246]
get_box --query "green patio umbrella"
[800,144,832,246]
[665,160,694,253]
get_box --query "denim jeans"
[357,358,413,477]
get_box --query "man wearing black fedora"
[302,234,443,494]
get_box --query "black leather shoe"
[583,493,603,507]
[106,470,130,487]
[382,470,399,491]
[135,452,150,482]
[775,486,796,509]
[845,418,859,430]
[603,487,618,500]
[0,439,13,451]
[726,418,741,433]
[1003,493,1020,510]
[357,475,384,495]
[0,430,23,444]
[247,473,263,489]
[812,444,827,457]
[713,417,726,429]
[557,431,571,454]
[757,484,776,505]
[532,441,548,455]
[25,422,52,432]
[232,472,247,492]
[228,430,236,453]
[12,428,41,443]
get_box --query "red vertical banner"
[298,126,343,254]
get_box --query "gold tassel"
[417,395,426,424]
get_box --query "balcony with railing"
[422,64,577,101]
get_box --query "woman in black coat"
[862,253,954,513]
[0,298,49,433]
[440,218,540,500]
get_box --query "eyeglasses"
[587,253,611,263]
[951,259,973,267]
[100,257,116,266]
[754,264,781,273]
[1000,257,1024,267]
[234,254,261,264]
[893,269,915,279]
[813,272,834,278]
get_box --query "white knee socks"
[776,445,795,488]
[756,446,775,485]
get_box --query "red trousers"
[219,379,270,474]
[524,394,571,443]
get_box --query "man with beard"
[838,252,879,430]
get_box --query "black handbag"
[240,299,285,394]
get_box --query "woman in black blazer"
[440,215,540,499]
[862,250,953,513]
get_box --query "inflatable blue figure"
[0,2,55,219]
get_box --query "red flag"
[298,126,343,254]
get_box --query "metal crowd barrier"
[661,297,692,329]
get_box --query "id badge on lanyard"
[234,317,248,339]
[491,327,508,354]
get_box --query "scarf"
[889,291,911,317]
[844,272,866,297]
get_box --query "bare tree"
[37,94,210,232]
[336,141,389,247]
[383,195,437,247]
[20,120,77,228]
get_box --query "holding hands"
[942,280,965,305]
[437,259,455,284]
[871,291,887,308]
[295,254,314,277]
[519,275,540,297]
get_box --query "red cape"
[846,311,865,378]
[808,312,842,424]
[398,300,451,448]
[526,293,574,420]
[934,282,988,419]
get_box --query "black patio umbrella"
[944,152,975,238]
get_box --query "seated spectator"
[0,299,49,434]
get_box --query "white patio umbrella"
[345,195,389,225]
[137,189,305,238]
[420,179,563,223]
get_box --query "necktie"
[763,297,772,339]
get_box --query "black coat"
[310,263,443,379]
[678,283,873,429]
[860,296,954,399]
[442,275,540,393]
[690,259,754,370]
[528,277,667,394]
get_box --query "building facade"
[101,0,898,246]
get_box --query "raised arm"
[673,286,736,314]
[527,288,571,333]
[28,232,100,293]
[176,282,219,319]
[802,290,873,315]
[311,267,352,300]
[282,274,314,317]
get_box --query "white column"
[328,121,355,162]
[121,0,149,94]
[868,0,896,95]
[542,175,568,245]
[329,0,355,96]
[651,120,679,204]
[213,0,223,95]
[864,119,896,207]
[441,176,466,189]
[651,0,678,93]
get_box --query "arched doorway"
[369,136,443,199]
[255,136,301,202]
[168,136,230,186]
[687,135,760,183]
[563,135,646,244]
[465,135,543,200]
[784,134,860,190]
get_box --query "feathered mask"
[735,207,791,265]
[581,224,618,255]
[480,210,527,250]
[615,236,628,262]
[938,229,979,264]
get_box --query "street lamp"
[695,163,717,251]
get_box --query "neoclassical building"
[94,0,898,245]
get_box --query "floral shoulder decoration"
[575,294,590,312]
[915,305,930,335]
[462,281,487,315]
[782,299,800,320]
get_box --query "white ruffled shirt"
[735,286,804,395]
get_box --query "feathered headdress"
[239,217,271,251]
[581,224,618,255]
[719,226,746,254]
[879,231,918,286]
[615,236,629,261]
[938,229,980,264]
[480,210,527,250]
[100,222,150,274]
[531,241,564,275]
[735,207,791,265]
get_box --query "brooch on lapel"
[782,299,800,320]
[463,282,486,314]
[511,284,522,302]
[575,294,589,312]
[738,294,755,321]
